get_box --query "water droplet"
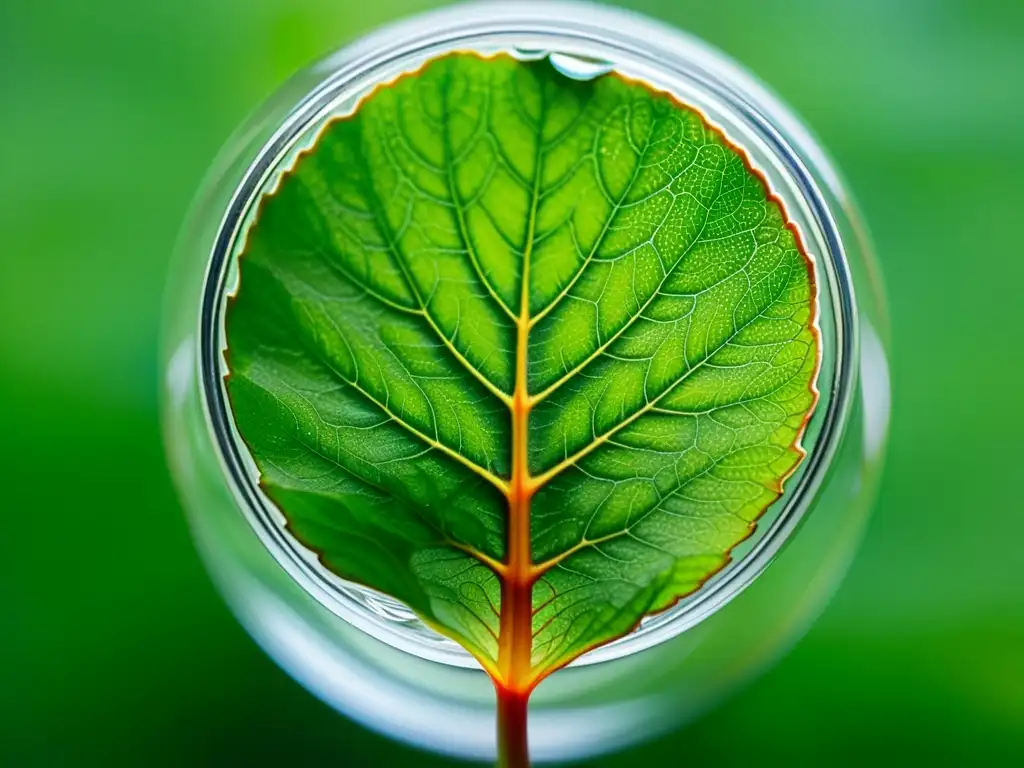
[511,46,548,61]
[548,52,614,81]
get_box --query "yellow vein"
[303,306,509,493]
[527,107,657,330]
[450,540,509,577]
[531,450,743,577]
[530,527,632,577]
[440,76,520,325]
[527,202,713,406]
[356,120,515,407]
[262,386,509,571]
[527,290,792,491]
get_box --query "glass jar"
[161,2,890,762]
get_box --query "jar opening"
[198,3,857,669]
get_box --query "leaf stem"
[496,685,530,768]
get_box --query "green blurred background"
[2,0,1022,764]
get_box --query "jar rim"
[197,0,858,669]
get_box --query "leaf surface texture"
[226,52,819,682]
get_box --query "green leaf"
[225,52,819,691]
